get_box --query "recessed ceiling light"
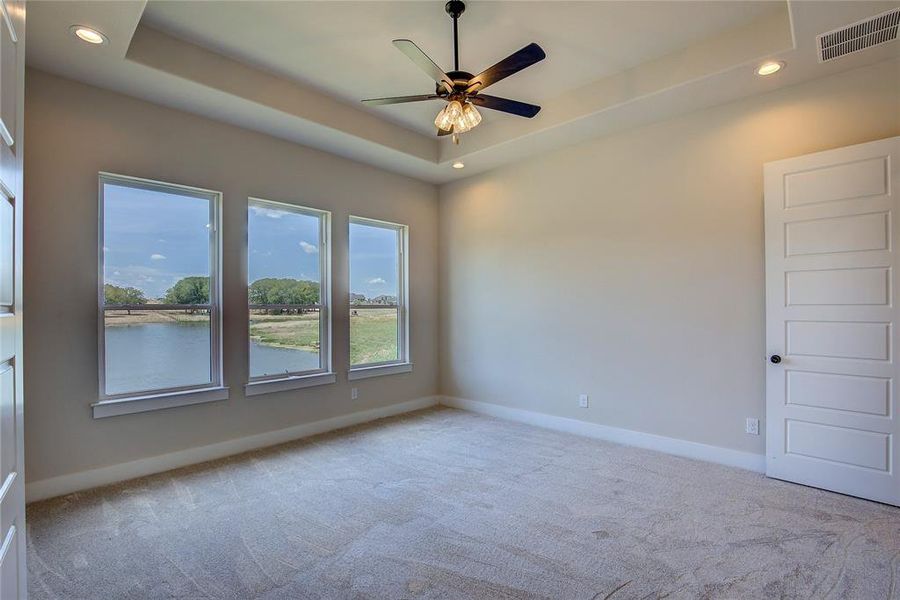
[70,25,108,45]
[756,60,784,76]
[452,162,465,169]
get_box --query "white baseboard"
[440,396,766,473]
[26,396,439,503]
[27,395,763,502]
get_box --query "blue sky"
[104,183,210,299]
[248,202,321,287]
[104,183,398,300]
[349,221,399,299]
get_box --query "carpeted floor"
[26,407,900,599]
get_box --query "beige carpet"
[26,407,900,599]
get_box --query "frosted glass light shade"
[435,100,463,131]
[455,103,482,133]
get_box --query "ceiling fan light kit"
[362,0,546,145]
[435,100,482,136]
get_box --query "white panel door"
[0,0,24,597]
[765,136,900,506]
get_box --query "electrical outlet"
[578,394,589,408]
[351,387,359,400]
[745,417,759,435]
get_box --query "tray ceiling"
[25,1,900,183]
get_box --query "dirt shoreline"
[104,311,208,326]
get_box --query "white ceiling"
[141,1,782,135]
[25,1,900,183]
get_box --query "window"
[98,174,223,410]
[349,217,409,376]
[247,199,331,387]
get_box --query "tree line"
[107,277,387,314]
[103,284,147,314]
[105,277,211,314]
[105,277,212,305]
[249,278,319,310]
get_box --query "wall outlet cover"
[579,394,589,408]
[745,417,759,435]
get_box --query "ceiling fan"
[361,0,546,143]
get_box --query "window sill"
[92,386,230,419]
[245,372,336,397]
[348,362,413,381]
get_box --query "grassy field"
[106,308,398,365]
[249,312,320,352]
[251,309,398,364]
[348,308,399,365]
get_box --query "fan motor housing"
[437,70,474,96]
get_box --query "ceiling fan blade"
[469,94,541,118]
[437,125,454,137]
[465,43,546,94]
[361,95,441,106]
[393,39,455,94]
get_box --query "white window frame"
[245,198,334,396]
[93,173,226,418]
[348,216,411,380]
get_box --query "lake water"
[104,322,319,395]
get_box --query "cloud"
[104,264,185,298]
[367,277,386,285]
[250,206,284,219]
[104,265,173,298]
[299,241,318,254]
[150,254,167,261]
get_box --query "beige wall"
[24,69,439,483]
[439,58,900,456]
[23,57,900,484]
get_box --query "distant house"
[370,295,398,305]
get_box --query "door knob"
[770,355,782,364]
